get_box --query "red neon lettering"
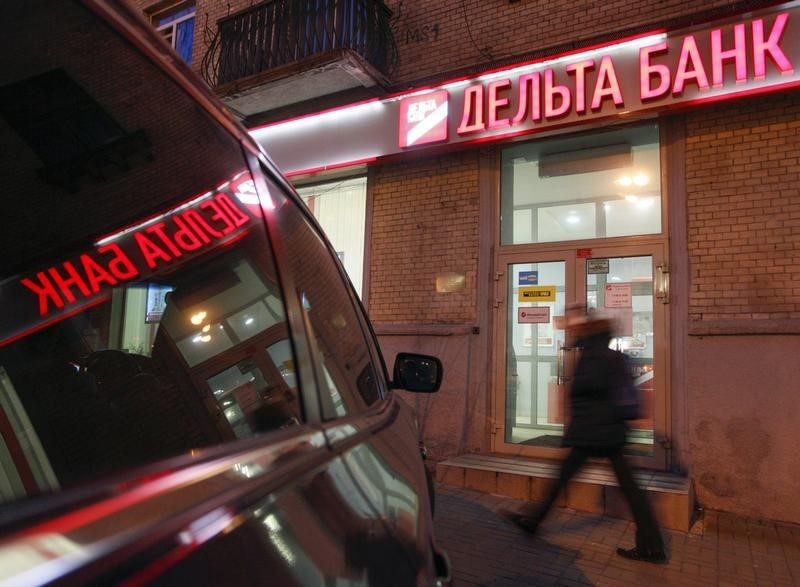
[182,209,221,240]
[172,215,204,251]
[80,254,118,294]
[752,13,793,80]
[98,243,138,280]
[135,232,173,269]
[673,35,710,94]
[21,273,65,316]
[201,199,236,235]
[48,262,91,304]
[711,23,747,88]
[591,56,624,110]
[512,72,541,124]
[639,42,670,100]
[566,60,594,113]
[214,193,250,228]
[457,85,485,134]
[487,79,512,129]
[544,69,570,118]
[145,222,183,258]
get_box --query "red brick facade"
[686,93,800,321]
[369,152,479,324]
[384,0,739,85]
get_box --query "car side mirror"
[391,353,442,392]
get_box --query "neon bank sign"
[401,8,796,147]
[0,172,259,346]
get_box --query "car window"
[0,1,301,504]
[263,172,383,418]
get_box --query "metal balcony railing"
[201,0,397,89]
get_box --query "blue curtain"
[157,7,196,64]
[175,16,195,64]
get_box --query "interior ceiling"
[509,125,661,207]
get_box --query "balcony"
[201,0,397,118]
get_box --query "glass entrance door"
[494,244,668,468]
[504,259,569,448]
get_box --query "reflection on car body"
[0,1,449,584]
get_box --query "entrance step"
[436,453,694,532]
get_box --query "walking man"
[505,311,667,564]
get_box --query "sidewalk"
[434,484,800,586]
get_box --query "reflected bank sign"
[0,172,258,346]
[254,2,800,174]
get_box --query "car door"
[0,1,438,585]
[256,161,444,586]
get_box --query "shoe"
[501,510,542,534]
[616,546,668,564]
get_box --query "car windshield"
[0,0,298,504]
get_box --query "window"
[153,3,196,64]
[501,124,662,245]
[0,199,297,498]
[296,177,367,298]
[0,3,298,503]
[268,174,382,417]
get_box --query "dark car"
[0,1,450,584]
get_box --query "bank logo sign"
[398,90,449,148]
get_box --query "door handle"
[557,345,580,386]
[557,345,573,386]
[656,263,670,304]
[557,345,564,385]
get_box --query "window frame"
[150,2,196,63]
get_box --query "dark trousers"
[535,446,665,553]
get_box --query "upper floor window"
[153,3,196,64]
[500,123,662,245]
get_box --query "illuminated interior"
[501,123,662,245]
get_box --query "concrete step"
[435,453,694,532]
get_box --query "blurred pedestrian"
[504,309,667,564]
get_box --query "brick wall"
[369,151,479,324]
[685,93,800,322]
[384,0,746,85]
[136,1,762,91]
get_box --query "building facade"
[133,0,800,525]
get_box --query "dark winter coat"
[562,332,629,448]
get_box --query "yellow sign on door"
[518,286,556,302]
